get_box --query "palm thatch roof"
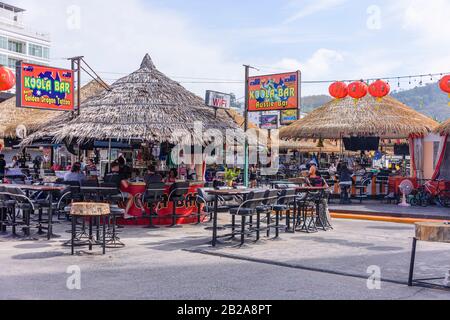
[220,108,341,153]
[21,54,240,146]
[435,118,450,135]
[0,80,105,139]
[280,95,439,140]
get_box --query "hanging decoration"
[348,81,368,102]
[368,79,390,100]
[328,81,348,99]
[439,75,450,106]
[0,66,15,91]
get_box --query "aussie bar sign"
[205,90,232,109]
[248,71,300,112]
[16,62,74,111]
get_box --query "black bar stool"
[229,191,266,246]
[167,182,190,228]
[142,182,166,229]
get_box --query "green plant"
[224,168,240,182]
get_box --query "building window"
[8,39,26,54]
[8,57,19,69]
[43,47,50,59]
[29,43,43,57]
[0,36,7,50]
[0,54,7,66]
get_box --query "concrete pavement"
[0,218,449,300]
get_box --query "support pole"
[68,56,84,118]
[243,65,250,187]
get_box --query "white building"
[0,2,51,95]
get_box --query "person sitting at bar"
[338,164,353,204]
[85,159,97,175]
[144,165,163,184]
[0,154,6,180]
[117,156,132,180]
[64,162,86,184]
[105,161,129,189]
[307,164,328,188]
[307,164,332,228]
[165,168,178,183]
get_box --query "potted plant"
[224,168,241,187]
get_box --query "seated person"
[104,161,132,219]
[338,164,353,204]
[85,159,98,175]
[104,161,129,189]
[165,168,178,184]
[144,165,163,184]
[307,164,328,188]
[64,163,86,184]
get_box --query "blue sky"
[12,0,450,98]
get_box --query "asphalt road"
[0,218,449,300]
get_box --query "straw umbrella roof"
[435,118,450,135]
[0,80,105,139]
[220,108,341,153]
[280,95,439,140]
[21,54,240,146]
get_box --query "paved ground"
[330,201,450,219]
[0,217,449,300]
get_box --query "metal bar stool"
[142,182,166,229]
[167,182,190,228]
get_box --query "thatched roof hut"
[280,95,439,140]
[0,80,105,139]
[221,108,341,153]
[435,118,450,135]
[21,54,240,146]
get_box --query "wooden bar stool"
[70,203,110,256]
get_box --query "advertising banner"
[260,114,279,130]
[280,109,298,125]
[205,90,232,109]
[16,62,75,111]
[248,71,300,112]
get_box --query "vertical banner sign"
[260,114,279,130]
[16,62,75,111]
[248,71,300,112]
[205,90,232,109]
[280,110,298,125]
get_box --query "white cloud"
[13,0,243,97]
[388,0,450,72]
[285,0,347,23]
[274,49,344,78]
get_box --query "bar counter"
[118,181,205,226]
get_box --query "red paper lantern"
[329,81,348,99]
[0,66,15,91]
[348,81,368,99]
[369,79,390,99]
[439,75,450,94]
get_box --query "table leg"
[408,238,418,287]
[71,216,76,256]
[102,216,106,255]
[212,195,219,247]
[293,199,297,234]
[47,192,60,240]
[89,217,93,251]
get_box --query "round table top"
[70,202,110,217]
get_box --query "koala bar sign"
[16,62,75,111]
